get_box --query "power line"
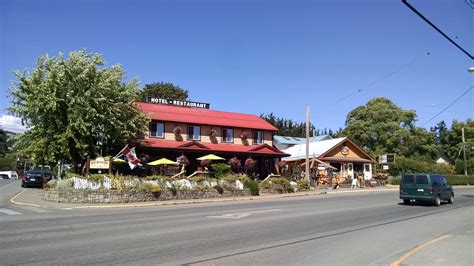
[421,86,473,126]
[336,55,424,103]
[402,0,473,59]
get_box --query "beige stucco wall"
[147,121,274,146]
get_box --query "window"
[402,175,414,184]
[364,164,370,172]
[188,125,201,141]
[149,122,165,138]
[253,131,263,144]
[222,128,234,143]
[415,175,428,185]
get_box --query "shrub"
[56,179,73,189]
[222,182,237,192]
[141,182,161,193]
[200,159,211,167]
[87,174,109,183]
[445,175,474,185]
[211,163,231,178]
[64,171,79,179]
[260,177,292,192]
[214,184,224,194]
[170,182,181,196]
[244,179,259,196]
[47,179,58,189]
[194,184,210,190]
[296,179,309,190]
[145,175,166,181]
[390,177,401,185]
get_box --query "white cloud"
[0,115,28,133]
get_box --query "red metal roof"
[137,102,278,131]
[141,138,289,156]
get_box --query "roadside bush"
[87,174,109,183]
[47,179,58,189]
[170,182,181,196]
[214,184,224,194]
[243,179,259,196]
[211,163,231,178]
[390,177,401,185]
[296,180,309,190]
[141,182,161,194]
[260,178,291,192]
[445,175,474,185]
[56,179,73,189]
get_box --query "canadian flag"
[115,145,141,169]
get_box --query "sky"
[1,0,473,134]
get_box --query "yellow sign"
[89,157,110,169]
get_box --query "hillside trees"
[8,50,148,169]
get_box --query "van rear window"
[402,175,414,184]
[416,175,428,185]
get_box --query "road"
[1,181,473,265]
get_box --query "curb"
[10,187,399,210]
[10,189,47,208]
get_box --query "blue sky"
[1,0,472,133]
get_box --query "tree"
[138,82,188,101]
[444,119,474,173]
[0,129,7,157]
[8,50,148,170]
[340,97,436,158]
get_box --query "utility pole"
[305,105,310,186]
[462,127,467,176]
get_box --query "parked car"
[399,173,454,206]
[0,174,9,179]
[21,168,53,188]
[0,171,19,179]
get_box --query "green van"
[399,173,454,206]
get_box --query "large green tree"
[0,129,7,157]
[138,82,188,101]
[8,50,148,169]
[340,97,436,158]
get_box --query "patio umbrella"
[113,158,127,163]
[197,154,225,161]
[148,158,177,166]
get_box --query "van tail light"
[429,187,433,193]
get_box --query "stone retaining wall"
[43,188,252,204]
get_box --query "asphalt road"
[1,184,473,265]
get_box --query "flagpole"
[114,144,129,158]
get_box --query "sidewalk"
[10,186,399,209]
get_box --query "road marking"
[207,209,282,219]
[0,208,23,215]
[390,234,452,266]
[19,206,52,213]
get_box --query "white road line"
[18,206,52,213]
[207,209,282,219]
[0,208,23,215]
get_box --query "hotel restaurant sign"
[147,97,210,109]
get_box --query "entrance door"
[363,163,372,180]
[348,163,354,179]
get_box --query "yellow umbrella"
[148,158,177,166]
[197,154,225,161]
[113,158,127,163]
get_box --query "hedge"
[445,175,474,185]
